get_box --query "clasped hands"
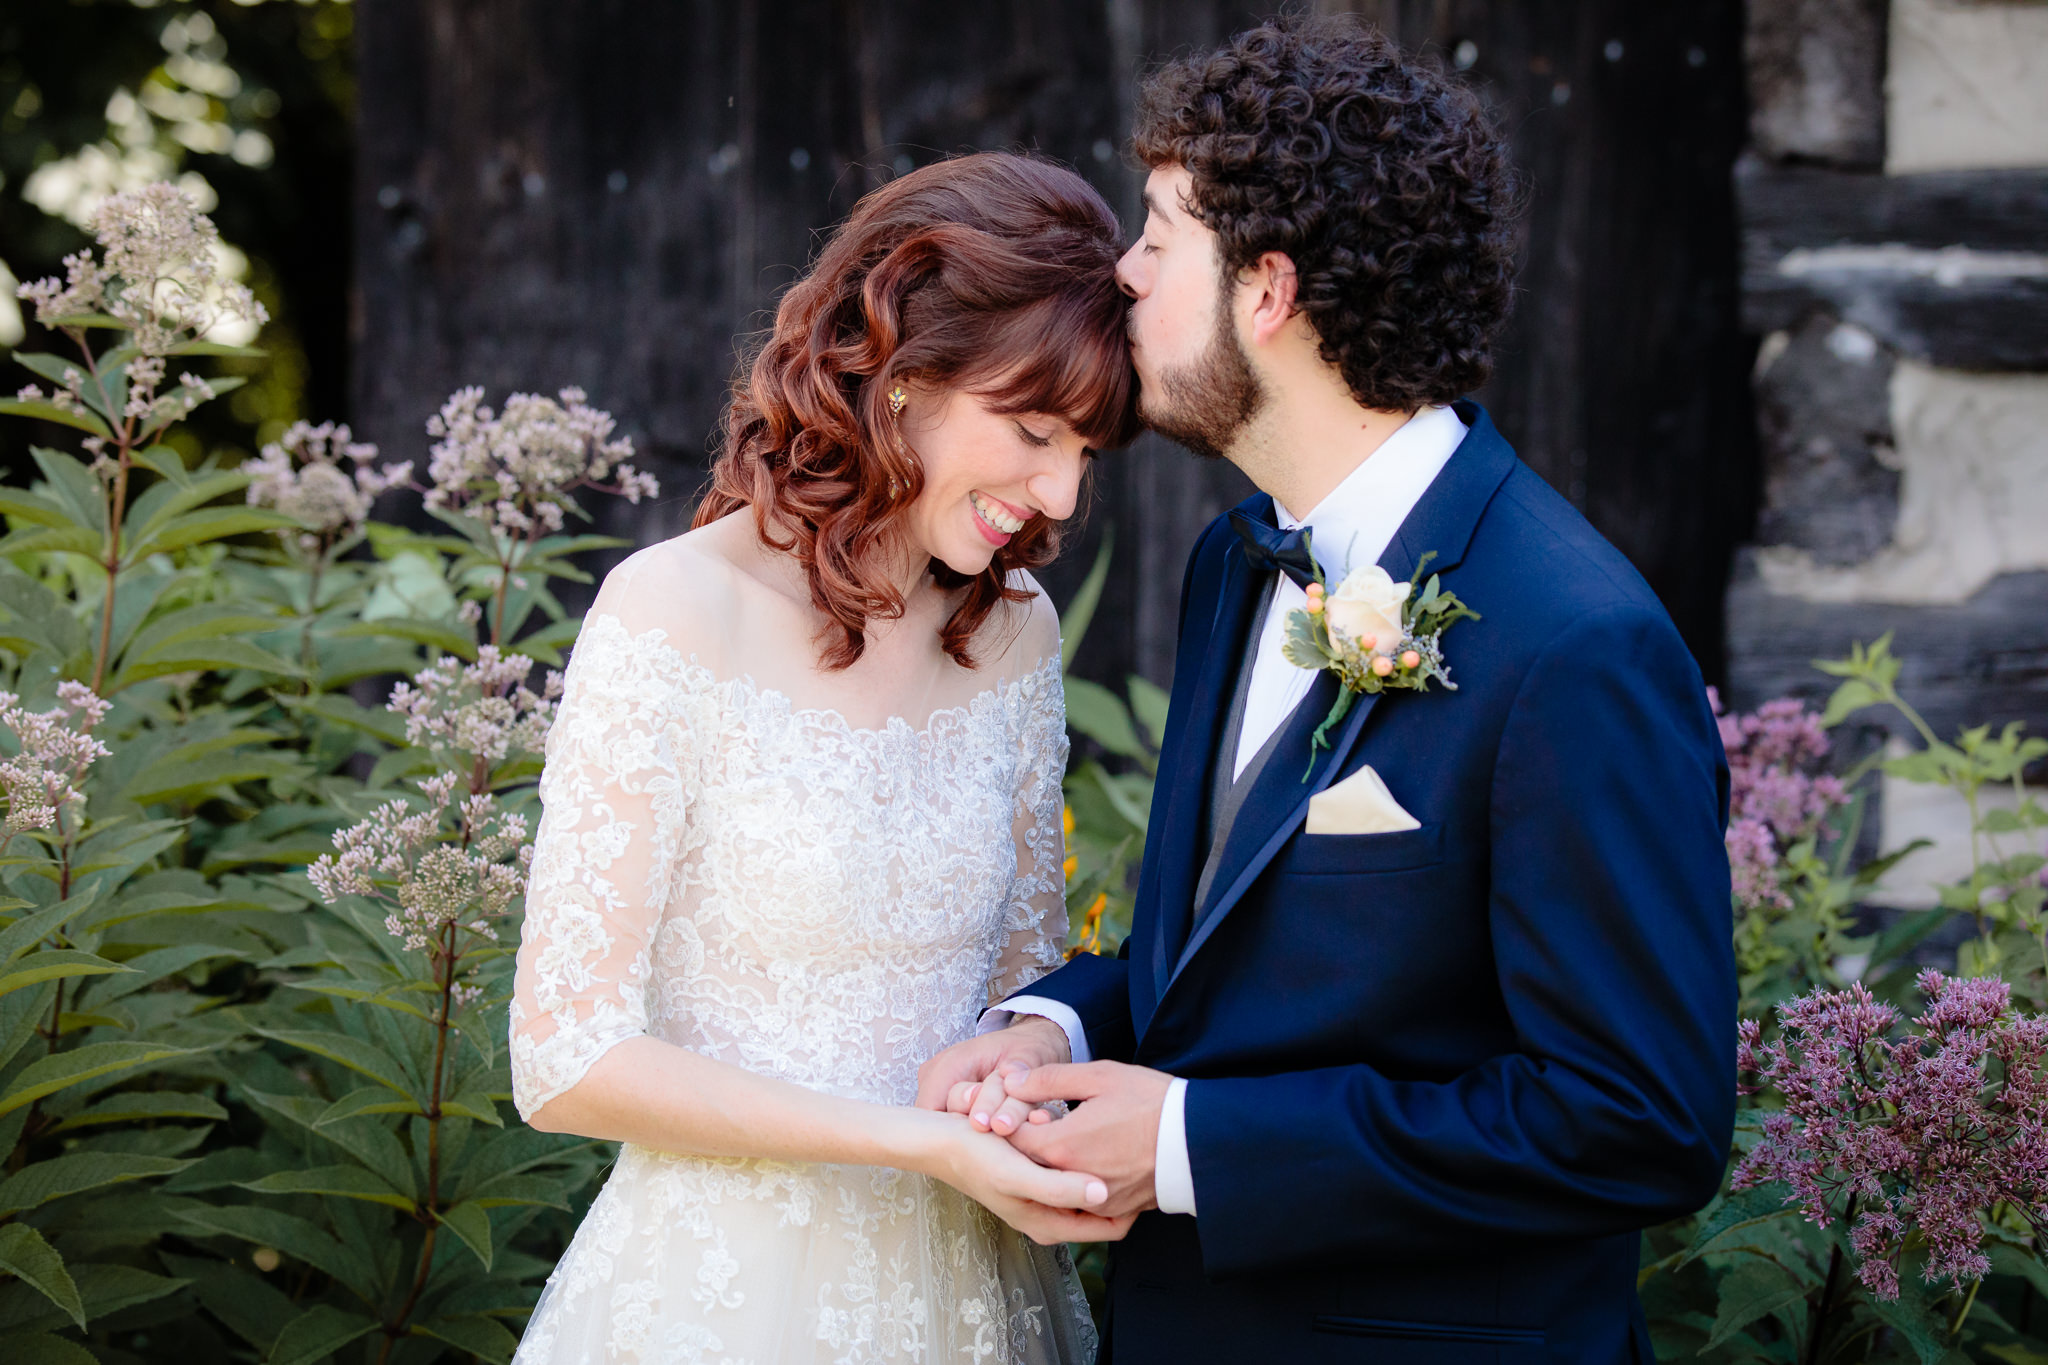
[914,1015,1171,1246]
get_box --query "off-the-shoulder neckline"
[577,611,1063,742]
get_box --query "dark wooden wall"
[353,0,1753,692]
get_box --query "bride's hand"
[928,1115,1136,1246]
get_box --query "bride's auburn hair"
[696,151,1139,670]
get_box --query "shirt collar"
[1270,404,1469,579]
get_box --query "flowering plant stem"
[379,910,462,1364]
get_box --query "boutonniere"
[1281,540,1480,778]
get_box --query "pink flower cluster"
[244,420,412,551]
[307,770,533,976]
[422,386,658,539]
[1735,971,2048,1299]
[386,647,562,768]
[0,682,113,835]
[1710,689,1850,912]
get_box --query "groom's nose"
[1115,242,1146,299]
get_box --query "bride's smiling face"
[893,387,1092,577]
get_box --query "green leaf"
[160,1253,297,1356]
[439,1200,494,1270]
[0,950,134,1001]
[127,506,297,562]
[1702,1258,1807,1350]
[0,1041,210,1117]
[266,1305,380,1365]
[439,1091,505,1127]
[172,1203,377,1301]
[50,1090,228,1131]
[414,1313,518,1364]
[0,397,112,439]
[0,1225,84,1330]
[462,1172,571,1210]
[314,1086,425,1126]
[0,489,80,530]
[29,446,108,529]
[1127,675,1171,751]
[250,1026,418,1099]
[1065,677,1147,759]
[334,616,476,661]
[1679,1182,1798,1267]
[1060,528,1114,668]
[0,1152,196,1217]
[1867,1282,1958,1365]
[1820,678,1883,727]
[120,747,304,805]
[240,1164,415,1211]
[9,1332,99,1365]
[0,901,99,964]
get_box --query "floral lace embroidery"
[509,613,1089,1363]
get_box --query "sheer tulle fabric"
[508,610,1092,1363]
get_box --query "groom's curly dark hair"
[1134,15,1523,409]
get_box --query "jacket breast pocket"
[1284,821,1444,876]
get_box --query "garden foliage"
[0,185,653,1364]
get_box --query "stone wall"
[1726,0,2048,903]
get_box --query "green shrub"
[0,183,652,1364]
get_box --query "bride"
[507,151,1140,1363]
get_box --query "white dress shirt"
[991,404,1470,1216]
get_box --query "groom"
[918,16,1735,1363]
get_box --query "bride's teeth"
[972,493,1024,534]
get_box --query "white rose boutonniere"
[1280,541,1480,778]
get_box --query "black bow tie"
[1228,506,1320,589]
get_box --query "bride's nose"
[1024,448,1085,523]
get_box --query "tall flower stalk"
[307,648,554,1361]
[5,183,269,691]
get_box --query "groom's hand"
[915,1015,1070,1135]
[1004,1062,1170,1220]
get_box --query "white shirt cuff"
[1154,1076,1196,1215]
[978,996,1090,1065]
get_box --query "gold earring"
[887,385,907,419]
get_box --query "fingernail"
[1085,1180,1108,1204]
[972,1113,989,1128]
[993,1115,1014,1133]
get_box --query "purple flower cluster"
[1735,971,2048,1299]
[1710,689,1850,913]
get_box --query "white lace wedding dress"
[507,584,1095,1364]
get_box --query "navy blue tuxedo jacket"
[1023,405,1735,1364]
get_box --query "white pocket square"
[1306,764,1421,835]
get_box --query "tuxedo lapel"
[1158,402,1520,996]
[1143,512,1269,1005]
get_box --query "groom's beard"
[1138,291,1265,461]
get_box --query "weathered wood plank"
[1739,156,2048,367]
[1725,562,2048,746]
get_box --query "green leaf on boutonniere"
[1281,608,1337,670]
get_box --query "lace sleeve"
[986,663,1072,1005]
[510,615,688,1122]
